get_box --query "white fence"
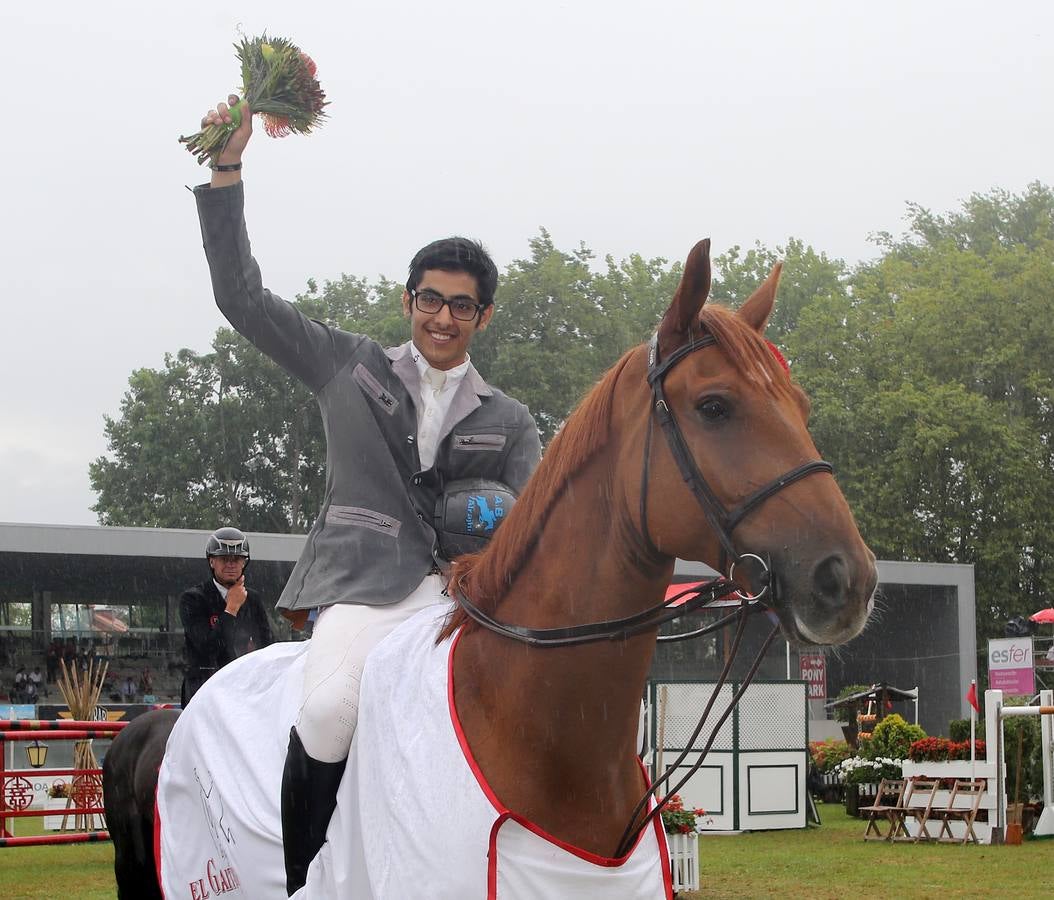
[648,680,808,832]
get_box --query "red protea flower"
[263,115,292,138]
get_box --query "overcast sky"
[2,1,1050,527]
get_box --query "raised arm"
[192,95,361,392]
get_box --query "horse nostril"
[813,554,850,610]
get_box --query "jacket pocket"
[453,433,507,451]
[325,505,402,537]
[352,363,399,415]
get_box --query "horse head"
[644,239,876,646]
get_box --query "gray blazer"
[194,183,541,611]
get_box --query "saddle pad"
[156,605,672,899]
[302,605,672,899]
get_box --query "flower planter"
[666,832,699,893]
[844,782,879,817]
[43,798,72,831]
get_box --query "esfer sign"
[987,637,1034,697]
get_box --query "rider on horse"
[195,95,541,895]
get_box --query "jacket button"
[412,476,422,485]
[406,435,415,444]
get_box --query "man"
[121,674,137,704]
[12,666,27,703]
[180,527,273,705]
[29,666,45,699]
[194,95,541,894]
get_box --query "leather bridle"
[642,330,833,590]
[453,327,840,859]
[455,329,834,644]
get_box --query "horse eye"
[698,397,728,422]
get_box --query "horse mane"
[438,303,794,641]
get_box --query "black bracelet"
[211,162,243,172]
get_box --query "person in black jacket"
[180,527,273,705]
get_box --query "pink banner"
[989,666,1034,696]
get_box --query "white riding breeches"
[296,574,446,763]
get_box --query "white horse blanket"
[156,604,672,899]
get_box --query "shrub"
[949,718,986,742]
[907,736,985,762]
[866,714,926,760]
[809,739,852,773]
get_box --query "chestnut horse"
[109,239,876,898]
[440,238,876,861]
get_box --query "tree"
[711,238,849,346]
[90,336,326,533]
[787,185,1054,640]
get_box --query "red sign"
[799,654,827,700]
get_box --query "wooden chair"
[934,779,986,844]
[899,777,941,842]
[860,778,907,841]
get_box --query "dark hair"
[406,237,499,308]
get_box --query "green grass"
[0,803,1049,898]
[680,802,1051,899]
[0,818,114,900]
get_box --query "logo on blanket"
[186,766,242,898]
[187,859,241,899]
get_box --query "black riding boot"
[280,726,346,896]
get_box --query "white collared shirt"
[408,342,469,469]
[213,579,230,600]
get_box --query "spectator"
[139,667,154,697]
[46,640,60,683]
[12,666,28,703]
[29,666,44,698]
[180,527,272,706]
[121,675,137,704]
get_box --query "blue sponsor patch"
[465,493,506,534]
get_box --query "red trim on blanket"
[154,779,165,898]
[448,627,669,896]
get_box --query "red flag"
[966,683,980,713]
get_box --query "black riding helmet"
[205,527,251,573]
[434,480,517,560]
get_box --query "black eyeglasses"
[410,288,484,322]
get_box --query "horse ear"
[657,239,711,356]
[737,262,782,334]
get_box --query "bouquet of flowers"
[179,34,328,165]
[659,794,713,834]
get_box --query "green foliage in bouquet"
[180,34,328,164]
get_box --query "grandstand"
[0,523,305,706]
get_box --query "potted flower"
[44,780,70,830]
[660,794,711,893]
[836,756,904,816]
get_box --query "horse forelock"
[697,305,796,401]
[438,347,642,642]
